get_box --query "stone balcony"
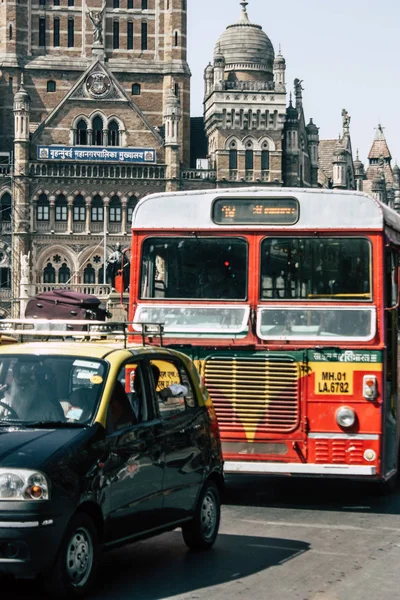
[35,283,112,296]
[181,169,216,181]
[30,162,166,181]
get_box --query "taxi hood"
[0,427,86,469]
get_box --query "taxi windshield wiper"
[23,421,86,429]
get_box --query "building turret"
[332,142,347,189]
[204,63,214,97]
[164,86,182,190]
[273,47,286,92]
[12,72,32,316]
[213,46,225,91]
[371,173,385,204]
[393,162,400,188]
[306,118,319,187]
[13,73,30,144]
[353,150,365,191]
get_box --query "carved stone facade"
[0,0,396,317]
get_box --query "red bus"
[128,187,400,487]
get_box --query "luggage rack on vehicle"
[0,319,165,348]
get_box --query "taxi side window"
[116,361,153,424]
[150,359,195,418]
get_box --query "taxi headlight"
[0,469,50,501]
[335,406,356,429]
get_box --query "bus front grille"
[204,356,300,433]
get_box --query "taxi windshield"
[0,355,106,426]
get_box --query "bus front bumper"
[224,462,377,476]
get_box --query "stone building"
[0,0,397,317]
[199,1,319,189]
[0,0,190,316]
[353,125,400,210]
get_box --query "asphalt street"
[12,475,400,600]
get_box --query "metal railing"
[181,169,217,181]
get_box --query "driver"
[0,361,64,422]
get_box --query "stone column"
[121,198,128,234]
[31,198,37,233]
[87,129,93,145]
[67,196,74,234]
[85,196,92,234]
[103,197,110,234]
[103,129,108,146]
[49,195,56,232]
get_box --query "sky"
[187,0,400,166]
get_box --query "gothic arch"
[258,136,276,152]
[32,188,51,202]
[107,190,124,199]
[105,114,125,129]
[70,189,89,199]
[225,135,242,151]
[88,190,105,201]
[53,188,69,197]
[71,114,90,129]
[35,245,79,276]
[78,245,111,268]
[0,188,12,201]
[242,135,257,149]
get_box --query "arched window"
[1,193,12,222]
[229,149,237,170]
[73,194,85,221]
[127,196,137,225]
[92,116,104,146]
[37,193,49,221]
[174,83,179,97]
[55,194,67,221]
[47,80,56,92]
[174,31,178,47]
[76,120,88,145]
[245,149,253,171]
[109,195,122,222]
[43,262,56,284]
[84,264,96,284]
[108,120,119,146]
[91,195,103,222]
[132,83,141,96]
[261,148,270,171]
[9,25,12,41]
[58,263,70,284]
[97,264,111,283]
[0,268,10,289]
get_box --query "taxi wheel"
[44,513,99,598]
[182,480,220,550]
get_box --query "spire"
[374,124,386,141]
[368,124,391,161]
[238,0,250,24]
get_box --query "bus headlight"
[336,406,356,428]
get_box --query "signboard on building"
[37,145,156,164]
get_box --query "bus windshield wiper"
[23,421,86,429]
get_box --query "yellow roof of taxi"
[0,341,176,361]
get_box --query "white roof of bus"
[132,187,400,232]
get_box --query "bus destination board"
[212,197,299,225]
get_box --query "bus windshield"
[140,237,247,300]
[260,237,371,300]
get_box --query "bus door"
[383,248,399,476]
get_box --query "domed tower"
[204,0,287,185]
[274,48,286,93]
[12,73,32,316]
[164,86,182,191]
[204,63,214,98]
[353,150,365,191]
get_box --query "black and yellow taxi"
[0,323,223,597]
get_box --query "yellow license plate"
[313,364,353,395]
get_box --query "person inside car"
[109,380,137,431]
[150,364,188,404]
[0,361,65,422]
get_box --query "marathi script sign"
[37,146,156,164]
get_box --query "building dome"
[214,1,275,79]
[306,118,318,135]
[13,73,30,106]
